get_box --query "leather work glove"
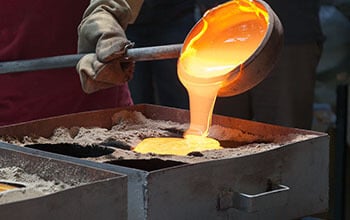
[76,0,142,94]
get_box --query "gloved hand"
[76,0,135,94]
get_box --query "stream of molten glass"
[133,0,269,156]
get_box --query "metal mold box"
[0,143,127,220]
[0,104,329,220]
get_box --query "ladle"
[179,0,283,97]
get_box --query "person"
[214,0,324,129]
[125,0,196,109]
[126,0,226,109]
[0,0,136,126]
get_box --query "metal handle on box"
[218,184,290,212]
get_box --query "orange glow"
[178,0,268,137]
[133,135,221,156]
[0,183,18,193]
[133,0,269,156]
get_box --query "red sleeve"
[0,0,132,126]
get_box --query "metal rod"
[0,44,182,74]
[333,84,348,220]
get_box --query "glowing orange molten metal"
[133,0,269,156]
[0,183,18,193]
[133,135,221,156]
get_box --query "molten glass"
[133,0,269,156]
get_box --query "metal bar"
[0,44,182,74]
[333,84,348,220]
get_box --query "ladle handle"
[0,44,183,74]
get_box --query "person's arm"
[76,0,143,94]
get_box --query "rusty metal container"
[0,104,329,220]
[0,142,127,220]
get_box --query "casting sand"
[1,110,319,164]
